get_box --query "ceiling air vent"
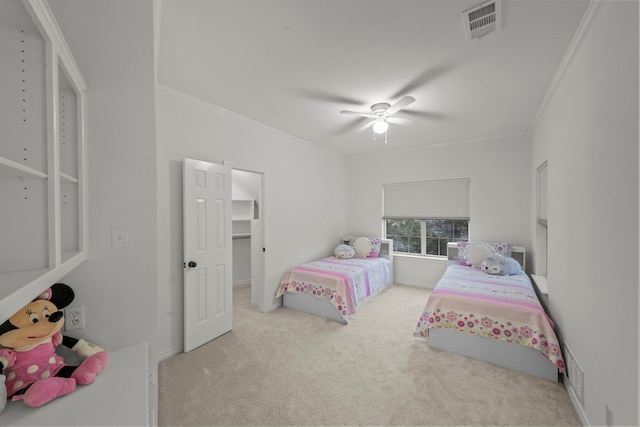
[463,0,502,40]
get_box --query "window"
[382,178,471,257]
[536,161,548,275]
[385,218,469,256]
[537,161,548,226]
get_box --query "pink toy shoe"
[22,377,76,407]
[71,351,109,385]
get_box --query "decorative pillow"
[346,236,382,258]
[457,241,512,265]
[334,244,355,259]
[490,243,513,257]
[368,238,382,258]
[466,243,497,268]
[457,242,472,265]
[351,237,373,258]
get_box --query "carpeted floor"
[158,284,581,426]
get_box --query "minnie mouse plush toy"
[0,283,108,411]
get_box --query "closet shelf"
[232,199,254,221]
[0,157,47,179]
[0,252,86,326]
[60,171,79,183]
[232,233,251,239]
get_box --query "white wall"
[532,2,638,425]
[48,0,159,419]
[346,133,532,287]
[156,85,349,357]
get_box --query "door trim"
[225,161,267,313]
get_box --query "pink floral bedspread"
[414,265,565,372]
[275,257,391,321]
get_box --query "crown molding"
[530,1,605,130]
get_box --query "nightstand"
[530,274,549,304]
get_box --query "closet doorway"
[230,167,265,312]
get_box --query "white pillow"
[352,237,372,258]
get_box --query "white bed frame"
[427,242,559,382]
[282,238,394,324]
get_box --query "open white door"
[183,158,232,352]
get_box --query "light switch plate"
[111,226,129,248]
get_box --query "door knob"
[188,261,197,268]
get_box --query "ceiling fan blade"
[300,90,364,106]
[386,96,415,115]
[401,109,447,120]
[357,120,375,132]
[340,110,372,118]
[329,117,370,136]
[387,116,415,126]
[389,64,454,99]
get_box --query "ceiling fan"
[340,95,417,135]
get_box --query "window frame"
[384,218,469,257]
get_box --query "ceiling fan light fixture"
[372,118,388,134]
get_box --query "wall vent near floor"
[463,0,502,40]
[564,343,585,406]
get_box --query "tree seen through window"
[385,218,469,256]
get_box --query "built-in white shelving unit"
[0,0,87,325]
[0,3,149,424]
[232,199,254,220]
[232,199,254,238]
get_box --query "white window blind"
[537,161,548,225]
[383,178,470,219]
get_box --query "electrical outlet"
[65,306,84,331]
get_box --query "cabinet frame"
[0,0,87,324]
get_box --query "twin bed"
[414,242,564,382]
[276,238,564,382]
[275,237,393,324]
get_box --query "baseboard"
[159,282,251,361]
[564,374,589,426]
[394,281,433,289]
[265,299,282,312]
[158,344,183,361]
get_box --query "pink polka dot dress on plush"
[0,331,66,397]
